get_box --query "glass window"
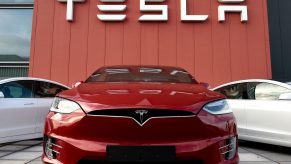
[35,81,68,98]
[0,80,33,98]
[0,9,33,62]
[0,8,33,78]
[215,83,248,99]
[254,83,291,100]
[246,82,257,100]
[86,67,194,84]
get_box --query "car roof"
[212,79,291,91]
[0,77,70,89]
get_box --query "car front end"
[42,66,239,164]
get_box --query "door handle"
[24,103,34,106]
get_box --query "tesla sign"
[58,0,248,22]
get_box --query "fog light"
[219,136,237,160]
[44,136,62,159]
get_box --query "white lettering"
[181,0,208,22]
[57,0,249,23]
[218,0,245,3]
[97,0,127,21]
[218,0,248,22]
[58,0,86,21]
[139,0,168,21]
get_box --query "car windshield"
[86,67,195,84]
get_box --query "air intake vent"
[88,109,195,126]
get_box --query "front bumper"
[43,110,239,164]
[42,136,239,164]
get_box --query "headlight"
[50,97,81,114]
[203,99,232,115]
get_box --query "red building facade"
[29,0,271,86]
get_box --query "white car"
[0,77,69,144]
[213,79,291,147]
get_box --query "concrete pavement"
[239,141,291,164]
[0,140,42,164]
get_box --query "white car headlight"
[203,99,232,115]
[50,97,81,114]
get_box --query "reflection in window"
[87,67,194,84]
[215,83,248,100]
[255,83,291,100]
[35,81,67,98]
[0,8,33,78]
[140,68,162,73]
[0,9,33,61]
[246,83,257,100]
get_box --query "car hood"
[58,82,224,114]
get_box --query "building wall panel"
[123,0,141,65]
[30,0,271,87]
[229,10,249,81]
[50,2,71,85]
[87,0,106,76]
[193,0,213,85]
[31,0,55,79]
[68,2,90,84]
[140,24,159,65]
[211,0,232,86]
[105,24,124,66]
[176,0,195,77]
[247,0,270,79]
[158,0,178,67]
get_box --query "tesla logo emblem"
[135,110,148,125]
[58,0,248,22]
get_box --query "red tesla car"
[43,66,239,164]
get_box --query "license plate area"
[106,146,176,162]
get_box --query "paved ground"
[0,139,290,164]
[239,141,291,164]
[0,139,42,164]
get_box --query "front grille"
[88,109,194,117]
[78,160,204,164]
[87,109,195,126]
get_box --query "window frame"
[0,1,33,8]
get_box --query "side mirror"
[279,93,291,100]
[0,91,4,98]
[72,81,84,88]
[199,82,210,89]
